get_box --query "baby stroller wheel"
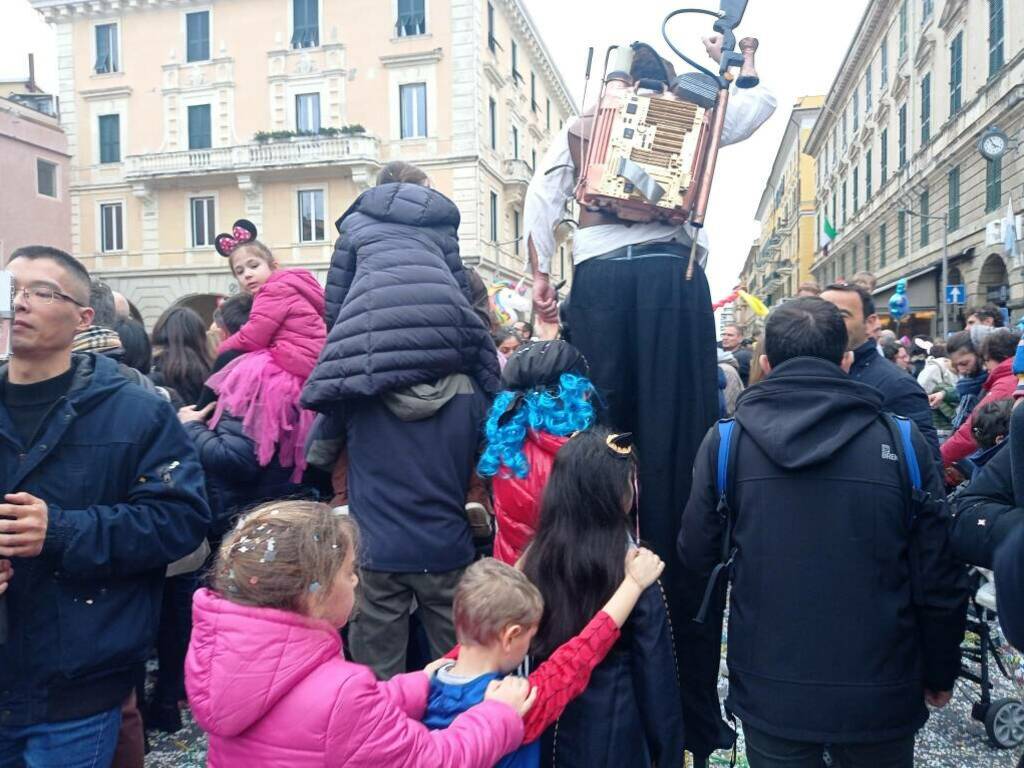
[984,699,1024,749]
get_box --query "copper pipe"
[686,86,730,280]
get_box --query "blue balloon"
[889,279,909,321]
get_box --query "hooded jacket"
[941,357,1017,468]
[0,353,210,725]
[678,357,968,744]
[186,588,523,768]
[219,268,326,379]
[301,183,500,411]
[492,431,569,565]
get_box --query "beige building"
[744,95,824,308]
[806,0,1023,336]
[32,0,575,323]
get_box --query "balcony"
[503,158,534,205]
[124,135,380,182]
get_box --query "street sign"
[946,284,966,306]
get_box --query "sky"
[2,0,870,300]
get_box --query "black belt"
[593,241,691,262]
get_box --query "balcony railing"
[125,135,380,180]
[504,158,532,186]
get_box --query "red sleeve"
[521,611,620,743]
[219,282,289,354]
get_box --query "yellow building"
[744,95,824,308]
[32,0,576,323]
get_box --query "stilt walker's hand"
[532,272,559,324]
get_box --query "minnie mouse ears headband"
[215,219,258,258]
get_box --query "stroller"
[959,568,1024,750]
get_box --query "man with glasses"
[0,246,209,766]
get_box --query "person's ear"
[76,306,95,333]
[759,354,771,376]
[840,350,854,373]
[865,313,880,335]
[501,624,524,652]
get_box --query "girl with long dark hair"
[522,428,684,767]
[151,306,213,405]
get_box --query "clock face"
[981,131,1008,160]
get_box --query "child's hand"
[178,402,215,425]
[423,658,450,678]
[484,677,537,717]
[625,547,664,590]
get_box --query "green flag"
[822,217,837,245]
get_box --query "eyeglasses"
[12,285,87,308]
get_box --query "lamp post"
[900,208,950,338]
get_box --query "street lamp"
[900,207,950,338]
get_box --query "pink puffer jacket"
[186,588,523,767]
[219,268,326,379]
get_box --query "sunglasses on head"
[605,432,634,457]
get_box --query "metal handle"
[737,37,760,88]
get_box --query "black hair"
[980,328,1020,363]
[946,330,976,356]
[969,304,1004,327]
[522,427,636,659]
[881,340,905,363]
[972,398,1013,450]
[494,329,517,346]
[823,282,876,318]
[215,293,254,336]
[629,42,672,85]
[763,297,848,368]
[151,306,213,404]
[114,317,152,374]
[89,280,118,329]
[9,245,91,304]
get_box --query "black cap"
[501,340,589,391]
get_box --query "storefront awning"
[874,264,939,314]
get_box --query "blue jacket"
[0,354,210,725]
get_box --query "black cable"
[662,8,722,81]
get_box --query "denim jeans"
[0,706,121,768]
[743,722,915,768]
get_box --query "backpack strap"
[882,413,924,529]
[696,419,741,624]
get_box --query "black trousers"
[566,250,729,758]
[743,724,915,768]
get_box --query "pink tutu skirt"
[206,349,315,483]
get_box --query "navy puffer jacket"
[301,183,500,411]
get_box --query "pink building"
[0,94,71,262]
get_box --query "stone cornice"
[33,0,210,22]
[79,84,132,100]
[937,0,967,32]
[379,48,444,69]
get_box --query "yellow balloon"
[737,290,769,317]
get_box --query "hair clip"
[309,581,321,594]
[606,432,634,457]
[214,218,258,258]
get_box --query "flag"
[1004,197,1021,265]
[822,217,837,247]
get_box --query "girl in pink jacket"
[203,219,327,480]
[186,500,533,767]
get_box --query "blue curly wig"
[477,373,595,479]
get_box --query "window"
[298,189,325,242]
[898,1,908,59]
[852,245,858,275]
[487,3,496,53]
[853,168,859,214]
[831,192,837,231]
[513,210,521,255]
[531,72,537,112]
[37,159,57,198]
[898,210,907,259]
[511,40,521,83]
[396,0,426,37]
[94,23,119,74]
[100,202,123,252]
[922,0,933,22]
[920,190,930,246]
[879,222,887,268]
[898,104,907,168]
[98,114,120,163]
[947,166,960,231]
[864,234,871,272]
[865,68,872,113]
[399,83,427,138]
[841,111,847,149]
[949,32,963,115]
[186,11,210,63]
[986,157,1002,213]
[865,149,873,200]
[840,253,846,280]
[489,191,498,242]
[190,196,216,248]
[881,128,888,183]
[188,104,212,150]
[292,0,319,49]
[296,93,321,134]
[842,180,848,226]
[920,73,931,144]
[880,37,889,87]
[488,98,497,149]
[531,148,537,172]
[512,125,519,158]
[546,98,551,131]
[853,92,859,132]
[989,0,1004,77]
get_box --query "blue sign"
[945,284,966,305]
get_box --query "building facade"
[745,95,824,308]
[806,0,1023,336]
[0,93,71,260]
[32,0,575,324]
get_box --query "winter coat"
[849,340,941,461]
[539,584,684,767]
[492,431,569,565]
[186,588,523,768]
[996,525,1024,649]
[917,357,958,430]
[0,353,210,725]
[942,357,1017,467]
[184,411,310,545]
[678,357,968,744]
[950,442,1020,568]
[301,183,500,412]
[220,268,326,380]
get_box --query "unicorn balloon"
[489,279,532,326]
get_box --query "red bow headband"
[215,219,258,258]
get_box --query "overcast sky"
[3,0,870,301]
